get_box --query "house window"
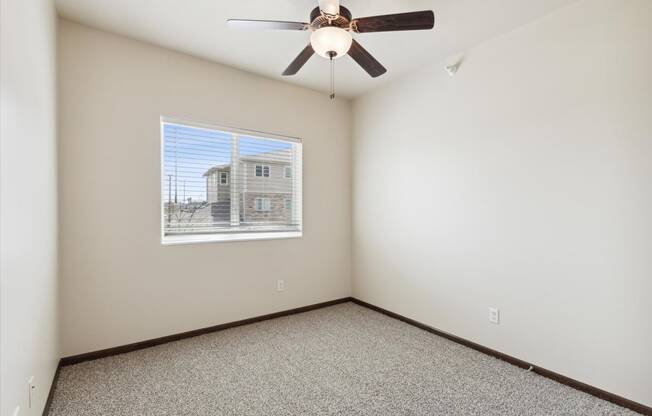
[255,197,272,212]
[161,118,302,244]
[284,166,292,179]
[256,165,270,178]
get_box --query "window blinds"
[161,119,302,242]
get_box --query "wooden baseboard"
[60,297,353,366]
[44,298,351,415]
[350,297,651,416]
[43,296,650,415]
[41,360,61,416]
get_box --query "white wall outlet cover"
[489,307,500,324]
[28,376,35,408]
[276,280,285,291]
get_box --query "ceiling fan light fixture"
[310,27,352,59]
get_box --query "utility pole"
[174,130,178,204]
[168,175,172,225]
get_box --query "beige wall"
[58,20,351,357]
[56,0,651,407]
[0,0,59,414]
[352,0,651,407]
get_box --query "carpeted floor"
[48,302,639,415]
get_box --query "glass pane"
[163,124,231,235]
[162,120,302,241]
[238,136,294,229]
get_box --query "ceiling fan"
[228,0,435,98]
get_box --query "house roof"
[203,164,230,177]
[203,149,292,177]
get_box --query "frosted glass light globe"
[310,27,353,59]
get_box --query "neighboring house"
[203,150,295,224]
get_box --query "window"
[255,197,271,212]
[256,164,270,178]
[161,118,302,244]
[284,166,292,179]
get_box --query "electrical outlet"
[276,280,285,291]
[489,307,500,324]
[28,376,35,408]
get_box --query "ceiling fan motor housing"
[310,6,353,30]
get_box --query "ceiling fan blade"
[348,40,387,78]
[353,10,434,33]
[318,0,340,15]
[227,19,309,31]
[282,44,315,76]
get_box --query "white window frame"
[160,116,302,245]
[255,197,272,212]
[255,164,270,178]
[219,171,229,185]
[284,166,292,179]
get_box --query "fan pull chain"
[329,52,336,100]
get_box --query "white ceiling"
[55,0,577,98]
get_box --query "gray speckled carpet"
[48,302,639,415]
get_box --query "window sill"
[161,231,302,246]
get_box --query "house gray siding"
[203,153,295,226]
[206,168,231,204]
[242,161,292,194]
